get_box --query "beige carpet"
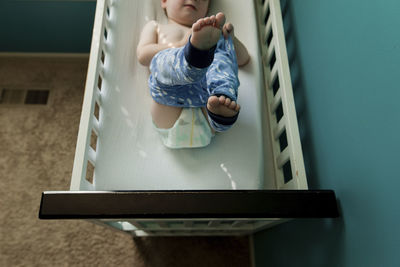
[0,55,251,267]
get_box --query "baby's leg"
[151,101,182,129]
[150,13,226,128]
[149,15,225,109]
[206,34,240,132]
[149,45,209,117]
[149,47,207,88]
[149,13,225,90]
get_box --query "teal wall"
[254,0,400,266]
[0,0,95,52]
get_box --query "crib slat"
[208,220,221,228]
[87,147,96,166]
[101,43,108,54]
[273,116,286,140]
[262,0,270,20]
[232,220,250,228]
[94,88,102,105]
[104,17,111,30]
[264,16,273,44]
[270,89,282,113]
[92,117,100,136]
[277,147,290,169]
[107,0,116,7]
[157,222,168,228]
[269,63,278,87]
[127,220,143,230]
[98,65,105,79]
[184,221,194,228]
[267,42,275,63]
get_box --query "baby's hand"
[222,22,235,39]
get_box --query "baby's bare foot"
[207,95,240,118]
[191,12,226,50]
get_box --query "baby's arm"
[222,23,250,67]
[137,21,162,66]
[137,21,187,66]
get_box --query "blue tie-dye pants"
[148,35,240,131]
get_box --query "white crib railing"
[255,0,307,190]
[70,0,114,191]
[94,218,285,237]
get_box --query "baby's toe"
[235,104,241,111]
[215,12,226,29]
[208,95,219,107]
[209,15,216,24]
[193,20,201,31]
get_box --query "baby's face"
[161,0,209,26]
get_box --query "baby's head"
[161,0,210,26]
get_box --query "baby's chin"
[172,15,205,27]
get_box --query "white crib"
[39,0,338,236]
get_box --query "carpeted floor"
[0,56,252,267]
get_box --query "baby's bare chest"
[157,24,190,44]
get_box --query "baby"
[137,0,250,148]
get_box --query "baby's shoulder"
[142,20,159,32]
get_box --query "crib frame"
[39,0,339,236]
[40,190,338,236]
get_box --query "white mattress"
[92,0,267,190]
